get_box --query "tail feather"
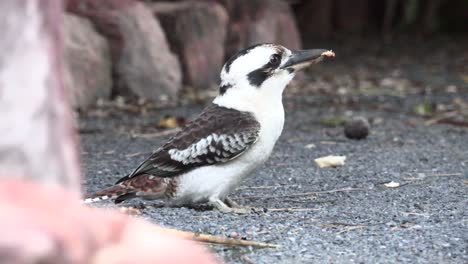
[83,173,170,204]
[82,184,134,204]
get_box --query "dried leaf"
[314,155,346,168]
[384,181,400,188]
[413,103,434,116]
[157,115,185,129]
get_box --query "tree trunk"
[293,0,333,43]
[421,0,442,34]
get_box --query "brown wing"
[115,104,260,184]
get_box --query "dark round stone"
[344,117,370,140]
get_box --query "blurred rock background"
[63,0,467,109]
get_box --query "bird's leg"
[224,197,244,208]
[208,197,250,214]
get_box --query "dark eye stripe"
[219,83,233,95]
[224,44,286,88]
[247,63,271,87]
[247,51,284,87]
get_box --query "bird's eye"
[269,54,281,67]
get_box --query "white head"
[214,43,334,111]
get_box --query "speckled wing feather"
[115,104,260,184]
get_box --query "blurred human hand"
[0,180,218,264]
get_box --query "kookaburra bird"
[84,44,334,213]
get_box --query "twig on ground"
[404,172,463,181]
[336,226,366,235]
[426,172,463,177]
[237,184,300,190]
[159,228,280,248]
[267,207,319,212]
[124,152,143,158]
[242,187,370,200]
[131,128,180,138]
[321,222,366,228]
[425,111,459,125]
[424,107,468,127]
[401,212,429,217]
[436,119,468,127]
[321,222,369,234]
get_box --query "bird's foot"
[209,198,251,214]
[224,197,265,213]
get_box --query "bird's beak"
[281,49,335,71]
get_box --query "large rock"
[66,0,137,65]
[116,3,182,100]
[152,1,228,91]
[67,1,182,101]
[219,0,301,58]
[64,14,112,109]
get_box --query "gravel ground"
[81,92,467,264]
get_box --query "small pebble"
[344,116,370,140]
[228,231,240,239]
